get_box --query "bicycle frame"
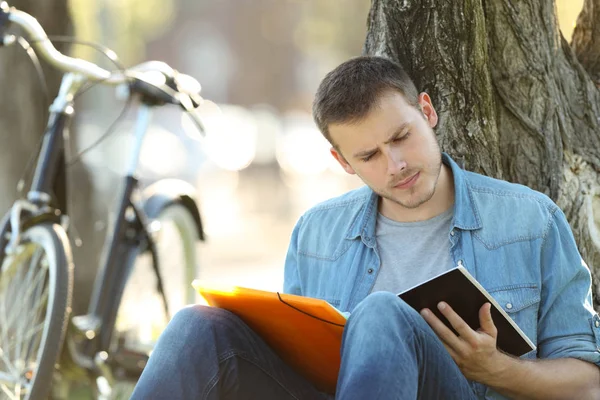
[82,102,158,358]
[0,5,207,394]
[12,71,165,364]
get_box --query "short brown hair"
[312,56,419,146]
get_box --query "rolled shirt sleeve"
[537,207,600,366]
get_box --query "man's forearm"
[485,354,600,400]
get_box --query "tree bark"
[572,0,600,85]
[365,0,600,306]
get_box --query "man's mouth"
[392,172,420,189]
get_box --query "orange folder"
[192,281,346,393]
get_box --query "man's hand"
[420,302,509,383]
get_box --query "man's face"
[328,90,442,210]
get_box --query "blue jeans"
[130,292,477,399]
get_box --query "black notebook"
[398,266,536,357]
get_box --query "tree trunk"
[572,0,600,85]
[365,0,600,306]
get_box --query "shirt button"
[595,320,599,328]
[506,303,513,310]
[367,268,374,274]
[450,230,455,236]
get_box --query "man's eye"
[362,153,375,162]
[394,132,411,142]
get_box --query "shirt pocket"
[488,284,540,349]
[480,286,540,400]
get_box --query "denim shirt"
[283,153,600,399]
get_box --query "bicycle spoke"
[15,381,22,399]
[13,253,29,373]
[22,300,47,365]
[2,271,24,343]
[7,258,46,339]
[0,348,16,379]
[17,257,47,318]
[0,243,49,398]
[0,286,11,368]
[10,248,40,379]
[16,254,48,384]
[25,262,47,339]
[0,382,18,400]
[0,266,23,384]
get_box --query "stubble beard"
[380,181,436,209]
[380,157,443,210]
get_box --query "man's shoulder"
[295,185,372,239]
[462,170,560,246]
[302,185,372,217]
[464,170,557,211]
[291,186,372,260]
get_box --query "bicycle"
[0,2,212,399]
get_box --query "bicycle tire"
[114,202,199,355]
[0,222,73,400]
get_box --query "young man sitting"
[131,56,600,400]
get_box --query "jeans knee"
[171,304,212,325]
[169,305,238,335]
[355,291,415,316]
[348,292,422,333]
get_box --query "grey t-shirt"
[370,207,454,294]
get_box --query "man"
[131,56,600,399]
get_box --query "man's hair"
[312,56,420,146]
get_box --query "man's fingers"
[478,302,498,337]
[420,308,466,352]
[436,302,477,343]
[439,340,460,362]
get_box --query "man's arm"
[422,302,600,400]
[485,354,600,400]
[424,204,600,398]
[283,216,304,295]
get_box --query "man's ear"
[330,147,356,175]
[418,92,438,128]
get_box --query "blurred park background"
[0,0,587,312]
[65,0,584,293]
[66,0,373,299]
[0,0,591,397]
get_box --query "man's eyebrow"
[384,122,411,144]
[352,122,411,159]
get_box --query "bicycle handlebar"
[5,5,123,83]
[0,1,207,134]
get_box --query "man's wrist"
[481,350,524,389]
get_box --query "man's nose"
[385,149,407,175]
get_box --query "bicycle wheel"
[115,202,199,355]
[0,222,73,400]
